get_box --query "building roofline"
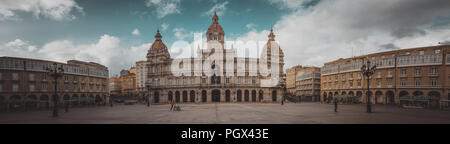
[323,45,449,66]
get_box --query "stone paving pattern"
[1,103,450,124]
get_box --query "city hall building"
[321,45,450,108]
[145,13,285,104]
[0,57,109,112]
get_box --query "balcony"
[414,74,422,78]
[428,73,438,77]
[400,74,408,78]
[386,75,392,78]
[398,85,441,88]
[73,80,78,84]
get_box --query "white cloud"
[145,0,181,18]
[246,23,257,30]
[132,28,140,35]
[5,39,38,52]
[173,28,201,40]
[0,39,38,58]
[6,39,28,47]
[236,0,450,69]
[0,0,84,21]
[266,0,311,10]
[1,35,152,76]
[161,23,169,31]
[203,1,229,16]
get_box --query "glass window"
[29,73,35,81]
[13,84,19,92]
[435,49,441,54]
[42,83,47,90]
[12,73,19,80]
[415,80,421,86]
[401,69,407,75]
[401,80,406,86]
[431,80,437,86]
[29,84,35,92]
[430,68,438,75]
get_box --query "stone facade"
[0,57,109,112]
[136,61,149,93]
[295,67,321,101]
[108,67,137,97]
[321,45,450,108]
[145,13,285,104]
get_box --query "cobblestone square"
[1,103,450,124]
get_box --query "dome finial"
[212,11,219,24]
[155,28,162,40]
[268,27,275,41]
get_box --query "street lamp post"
[360,59,376,113]
[46,63,64,117]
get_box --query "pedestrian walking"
[334,99,338,112]
[170,99,175,111]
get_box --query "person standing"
[334,98,338,112]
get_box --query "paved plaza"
[1,103,450,124]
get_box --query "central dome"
[206,12,224,44]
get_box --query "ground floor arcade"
[144,88,283,104]
[0,92,109,112]
[321,89,449,109]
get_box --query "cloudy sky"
[1,0,450,76]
